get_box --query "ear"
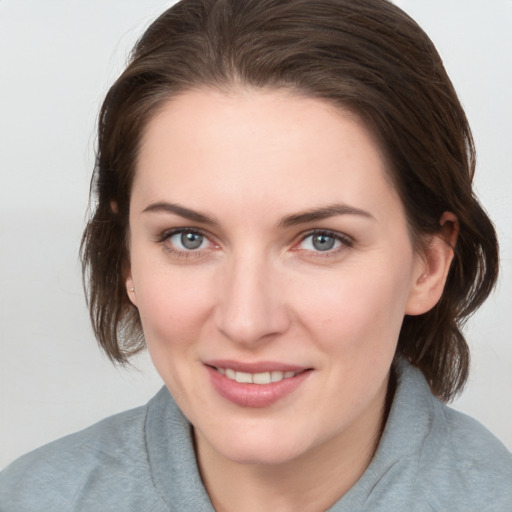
[125,273,138,307]
[405,212,459,316]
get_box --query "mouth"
[204,361,312,408]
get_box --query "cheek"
[131,259,215,353]
[293,259,413,355]
[133,268,217,403]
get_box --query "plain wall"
[0,0,510,469]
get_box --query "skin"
[125,88,456,511]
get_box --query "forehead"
[133,88,403,224]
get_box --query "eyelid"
[156,227,218,256]
[157,226,209,242]
[295,229,353,253]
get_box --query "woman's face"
[126,88,428,466]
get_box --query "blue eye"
[299,232,346,252]
[169,230,208,251]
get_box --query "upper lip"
[204,359,310,373]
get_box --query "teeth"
[217,368,298,384]
[235,371,253,383]
[253,372,272,384]
[271,371,284,382]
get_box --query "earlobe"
[125,275,137,307]
[405,212,458,316]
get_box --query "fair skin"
[126,88,456,512]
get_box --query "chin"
[197,424,316,467]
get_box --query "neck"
[195,374,392,512]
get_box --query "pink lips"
[205,360,311,408]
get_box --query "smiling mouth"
[206,363,312,407]
[215,367,301,384]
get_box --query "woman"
[1,0,511,510]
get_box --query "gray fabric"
[1,361,511,511]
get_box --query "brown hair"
[81,0,498,401]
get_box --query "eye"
[164,229,211,252]
[297,230,351,253]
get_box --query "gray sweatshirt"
[1,361,511,511]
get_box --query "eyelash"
[296,229,353,257]
[157,228,214,259]
[156,228,353,258]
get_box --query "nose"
[214,255,291,347]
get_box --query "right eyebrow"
[142,201,218,227]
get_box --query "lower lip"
[206,366,311,408]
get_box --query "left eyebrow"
[278,203,376,227]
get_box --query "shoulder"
[357,362,512,512]
[418,395,512,511]
[0,393,168,512]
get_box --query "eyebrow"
[278,203,375,227]
[142,202,218,226]
[142,201,375,227]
